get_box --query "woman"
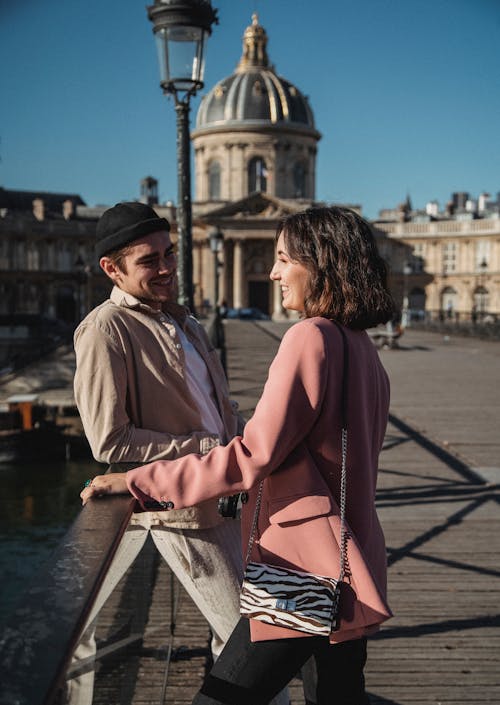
[81,206,394,705]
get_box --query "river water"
[0,457,103,623]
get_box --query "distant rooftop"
[0,187,85,212]
[376,190,500,223]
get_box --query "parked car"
[225,307,270,320]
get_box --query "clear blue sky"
[1,0,499,218]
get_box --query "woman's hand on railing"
[80,473,130,505]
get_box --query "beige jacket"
[74,286,242,528]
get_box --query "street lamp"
[477,257,488,320]
[147,0,218,311]
[208,226,225,370]
[402,261,412,328]
[208,226,224,310]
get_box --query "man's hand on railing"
[80,473,130,505]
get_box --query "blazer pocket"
[268,493,333,525]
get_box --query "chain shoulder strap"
[245,480,264,564]
[244,321,350,584]
[336,322,351,584]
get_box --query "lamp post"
[147,0,218,311]
[208,226,224,311]
[477,257,488,321]
[402,261,412,328]
[208,226,225,370]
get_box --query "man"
[70,202,248,702]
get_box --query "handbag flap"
[268,493,333,525]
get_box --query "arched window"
[293,162,306,197]
[208,161,221,201]
[248,157,267,194]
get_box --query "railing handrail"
[0,495,136,705]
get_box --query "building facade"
[373,193,500,321]
[0,188,108,325]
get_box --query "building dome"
[192,14,320,204]
[195,14,317,133]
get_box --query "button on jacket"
[74,286,242,529]
[127,318,393,642]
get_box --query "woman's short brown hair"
[276,206,395,329]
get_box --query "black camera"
[217,492,248,518]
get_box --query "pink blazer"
[127,318,393,643]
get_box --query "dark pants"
[193,618,369,705]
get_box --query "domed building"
[188,14,322,318]
[193,13,320,204]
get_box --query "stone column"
[236,143,248,200]
[224,143,233,202]
[194,146,204,201]
[219,243,227,304]
[233,239,244,308]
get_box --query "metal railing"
[0,496,136,705]
[0,315,227,705]
[408,311,500,340]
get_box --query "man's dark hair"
[276,206,395,329]
[106,243,135,273]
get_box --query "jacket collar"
[110,285,189,326]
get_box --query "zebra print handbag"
[240,322,350,636]
[240,553,342,636]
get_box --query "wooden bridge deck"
[80,323,500,705]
